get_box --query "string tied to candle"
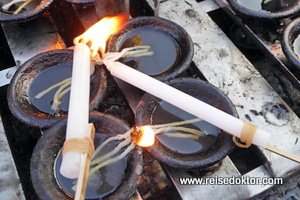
[62,137,95,160]
[92,45,154,65]
[232,122,258,148]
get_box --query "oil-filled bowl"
[228,0,300,20]
[108,16,194,82]
[282,17,300,70]
[31,111,143,200]
[0,0,53,23]
[7,49,107,128]
[135,78,238,170]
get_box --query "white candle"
[60,43,91,179]
[104,60,271,148]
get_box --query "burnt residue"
[135,78,238,170]
[250,109,260,116]
[7,50,107,128]
[97,74,135,126]
[261,102,290,126]
[245,114,252,121]
[30,112,143,200]
[185,9,197,18]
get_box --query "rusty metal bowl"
[7,49,107,128]
[30,111,143,200]
[135,78,238,170]
[0,0,53,23]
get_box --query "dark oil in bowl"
[29,64,72,115]
[237,0,297,12]
[293,34,300,59]
[54,133,128,199]
[119,27,180,76]
[151,100,220,155]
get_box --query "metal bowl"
[108,16,194,82]
[30,111,143,200]
[228,0,300,20]
[282,17,300,70]
[7,49,107,128]
[0,0,53,23]
[135,78,238,170]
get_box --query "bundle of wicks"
[88,118,204,176]
[71,118,204,190]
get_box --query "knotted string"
[232,122,258,148]
[62,137,95,160]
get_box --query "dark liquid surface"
[151,101,220,154]
[293,34,300,59]
[54,133,128,199]
[29,64,72,115]
[237,0,297,12]
[119,27,180,76]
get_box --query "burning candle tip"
[132,126,155,147]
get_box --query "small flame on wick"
[132,126,155,147]
[73,14,128,57]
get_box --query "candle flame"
[74,14,128,57]
[135,126,155,147]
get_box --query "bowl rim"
[30,111,143,200]
[107,16,194,82]
[282,17,300,70]
[228,0,300,20]
[135,77,238,169]
[7,49,107,128]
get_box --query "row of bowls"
[8,16,237,199]
[1,0,300,69]
[228,0,300,70]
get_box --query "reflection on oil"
[151,101,219,154]
[119,27,180,76]
[29,64,72,115]
[54,133,127,199]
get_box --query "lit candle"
[60,43,91,179]
[104,60,271,148]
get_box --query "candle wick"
[92,45,154,65]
